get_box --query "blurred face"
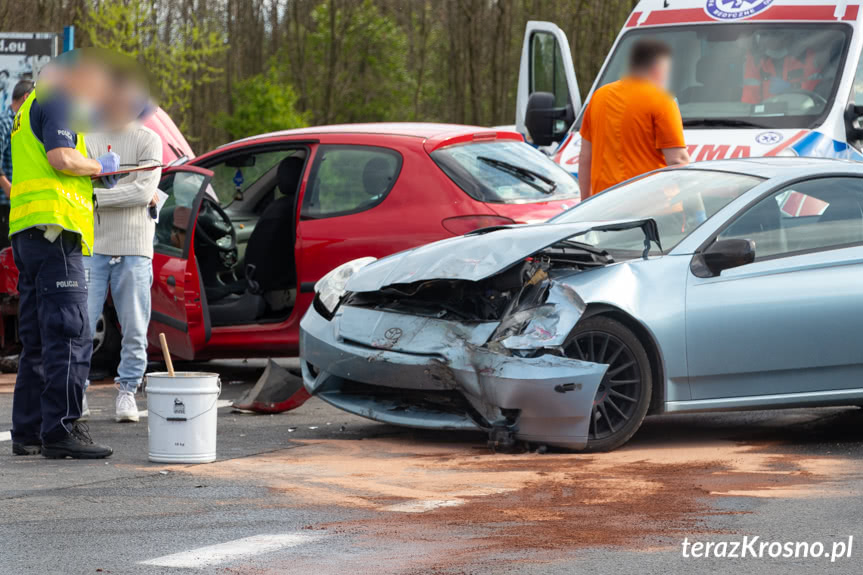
[49,59,112,133]
[104,77,147,130]
[65,60,111,106]
[647,56,672,91]
[761,32,789,59]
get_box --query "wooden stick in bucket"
[159,332,175,376]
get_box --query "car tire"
[90,309,121,377]
[563,316,652,452]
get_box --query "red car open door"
[149,166,214,360]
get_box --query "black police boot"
[42,422,113,459]
[12,441,42,456]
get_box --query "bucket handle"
[145,378,222,422]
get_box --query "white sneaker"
[115,390,140,422]
[80,393,91,421]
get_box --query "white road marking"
[139,533,319,568]
[138,399,232,419]
[381,499,465,513]
[0,431,10,442]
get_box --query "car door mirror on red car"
[691,238,755,278]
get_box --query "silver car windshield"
[551,169,764,254]
[578,23,850,130]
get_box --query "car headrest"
[362,157,393,197]
[277,156,305,197]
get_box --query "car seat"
[207,156,304,326]
[812,193,863,247]
[723,195,785,257]
[363,157,395,201]
[679,52,742,104]
[244,156,303,294]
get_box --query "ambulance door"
[515,21,580,147]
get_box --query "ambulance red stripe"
[764,130,808,157]
[639,4,860,27]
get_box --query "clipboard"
[91,164,163,179]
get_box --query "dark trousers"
[11,229,92,444]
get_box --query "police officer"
[9,53,119,458]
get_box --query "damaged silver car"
[301,158,863,451]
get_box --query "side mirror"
[844,103,863,142]
[691,238,755,278]
[525,91,574,147]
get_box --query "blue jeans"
[85,255,153,393]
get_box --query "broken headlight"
[491,304,558,347]
[315,257,377,316]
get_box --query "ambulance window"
[851,50,863,107]
[301,146,402,219]
[530,32,570,108]
[587,24,850,130]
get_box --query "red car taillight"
[441,215,516,235]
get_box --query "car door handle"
[167,275,176,287]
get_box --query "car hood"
[346,218,659,292]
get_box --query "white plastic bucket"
[145,372,221,463]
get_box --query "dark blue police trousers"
[10,229,92,444]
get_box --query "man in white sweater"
[84,120,162,422]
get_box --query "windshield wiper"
[683,118,768,129]
[477,156,557,194]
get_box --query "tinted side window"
[155,171,208,257]
[530,32,569,108]
[208,150,297,207]
[719,178,863,259]
[301,146,401,219]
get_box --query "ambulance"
[517,0,863,176]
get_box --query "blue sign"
[755,131,783,146]
[706,0,774,20]
[233,169,244,187]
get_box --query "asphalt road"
[1,358,863,575]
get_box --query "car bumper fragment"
[300,300,608,449]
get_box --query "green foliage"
[305,0,412,124]
[13,0,640,149]
[85,1,224,138]
[215,66,308,140]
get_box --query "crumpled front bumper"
[300,303,608,450]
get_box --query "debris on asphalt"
[232,358,310,414]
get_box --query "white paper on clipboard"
[153,190,170,223]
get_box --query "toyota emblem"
[384,328,403,342]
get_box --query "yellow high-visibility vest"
[9,92,94,254]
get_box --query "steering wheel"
[195,198,238,269]
[762,89,827,110]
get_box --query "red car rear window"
[431,140,579,204]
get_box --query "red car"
[0,123,580,366]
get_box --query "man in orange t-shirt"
[579,38,689,199]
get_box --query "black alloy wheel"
[563,316,652,452]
